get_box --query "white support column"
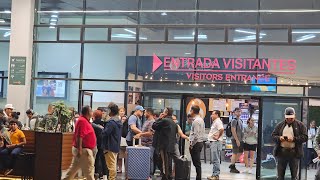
[7,0,35,124]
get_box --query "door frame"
[79,90,93,111]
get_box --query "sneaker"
[230,167,240,173]
[207,175,219,180]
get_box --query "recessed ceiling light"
[51,14,58,18]
[0,19,5,23]
[50,18,57,22]
[161,12,167,16]
[4,10,11,13]
[185,52,191,55]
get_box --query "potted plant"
[52,101,73,133]
[34,101,74,179]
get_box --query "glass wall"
[0,0,11,107]
[260,98,302,179]
[31,0,320,179]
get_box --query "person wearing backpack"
[229,108,244,173]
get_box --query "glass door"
[259,97,302,179]
[80,91,93,109]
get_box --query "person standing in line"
[243,117,258,174]
[229,108,244,173]
[152,107,178,180]
[207,110,224,180]
[126,106,144,146]
[134,108,156,178]
[117,107,127,173]
[92,110,108,179]
[102,103,122,180]
[172,114,189,177]
[184,114,193,160]
[272,107,307,180]
[307,120,317,169]
[152,111,164,177]
[313,122,320,179]
[189,105,205,180]
[63,106,96,180]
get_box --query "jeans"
[0,147,23,169]
[210,141,222,176]
[277,156,299,180]
[95,148,108,176]
[149,146,155,176]
[154,148,163,175]
[160,149,176,180]
[190,142,204,180]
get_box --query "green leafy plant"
[52,101,72,133]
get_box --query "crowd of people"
[62,104,253,180]
[0,104,27,176]
[0,101,319,180]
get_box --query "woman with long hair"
[243,118,258,174]
[117,107,127,173]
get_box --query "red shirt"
[72,116,96,149]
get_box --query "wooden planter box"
[34,132,73,180]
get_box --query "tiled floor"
[61,161,318,180]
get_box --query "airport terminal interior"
[2,0,320,179]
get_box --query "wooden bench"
[13,130,36,179]
[0,130,36,180]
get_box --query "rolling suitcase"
[175,155,191,180]
[126,139,150,180]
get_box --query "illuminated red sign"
[152,54,296,82]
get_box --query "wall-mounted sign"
[9,56,26,85]
[152,54,296,82]
[186,98,207,119]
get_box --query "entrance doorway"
[181,96,259,179]
[143,94,305,179]
[79,91,93,109]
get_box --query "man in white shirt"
[207,110,224,180]
[307,120,317,168]
[189,105,205,180]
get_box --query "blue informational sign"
[251,76,277,92]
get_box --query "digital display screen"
[251,76,277,92]
[36,72,68,98]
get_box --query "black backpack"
[226,119,238,138]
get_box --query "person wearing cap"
[272,107,307,180]
[126,105,144,146]
[229,107,244,174]
[3,104,14,119]
[0,119,26,176]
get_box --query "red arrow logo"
[152,53,163,72]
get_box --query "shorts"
[243,143,257,151]
[231,139,244,154]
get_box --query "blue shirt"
[126,114,142,142]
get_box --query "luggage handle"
[134,138,142,147]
